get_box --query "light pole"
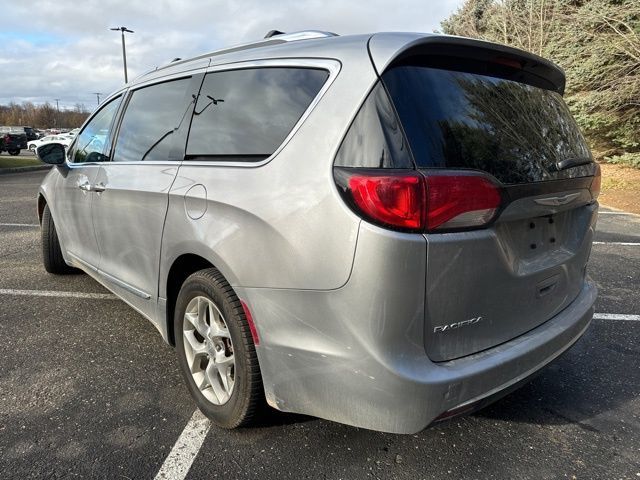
[54,99,60,127]
[110,26,134,83]
[93,92,102,105]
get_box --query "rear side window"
[334,82,413,169]
[382,65,594,184]
[186,67,328,160]
[113,77,195,162]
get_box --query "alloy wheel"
[182,296,235,405]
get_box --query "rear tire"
[41,204,77,274]
[8,148,20,156]
[174,268,264,428]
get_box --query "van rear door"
[379,41,599,362]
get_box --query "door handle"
[78,182,106,192]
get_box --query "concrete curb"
[0,165,52,175]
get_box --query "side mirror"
[37,143,66,165]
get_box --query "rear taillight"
[347,172,425,230]
[424,174,502,230]
[590,163,601,200]
[335,169,503,233]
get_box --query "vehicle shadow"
[250,407,314,428]
[474,319,639,429]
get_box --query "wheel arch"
[164,253,218,346]
[37,193,47,225]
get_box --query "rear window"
[382,65,594,184]
[186,67,328,160]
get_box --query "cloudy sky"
[0,0,463,110]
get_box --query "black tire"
[41,204,77,274]
[8,148,20,156]
[174,268,264,428]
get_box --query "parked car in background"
[59,128,80,140]
[17,126,39,141]
[35,30,599,434]
[0,126,38,141]
[0,127,28,155]
[28,135,72,152]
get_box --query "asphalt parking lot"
[0,169,638,480]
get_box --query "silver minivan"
[36,31,599,433]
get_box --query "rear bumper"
[241,268,596,433]
[426,278,595,425]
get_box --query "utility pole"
[110,26,134,83]
[54,99,60,128]
[93,93,102,105]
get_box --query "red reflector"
[348,173,425,230]
[590,163,601,200]
[425,175,502,230]
[240,300,260,346]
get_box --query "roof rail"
[262,30,339,41]
[143,30,339,79]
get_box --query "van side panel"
[159,55,379,292]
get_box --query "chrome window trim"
[68,58,341,168]
[68,161,179,167]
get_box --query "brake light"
[335,169,503,232]
[492,56,523,69]
[348,173,424,230]
[590,163,601,200]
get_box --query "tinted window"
[334,82,413,169]
[114,77,194,162]
[383,65,594,184]
[187,67,328,159]
[73,96,122,163]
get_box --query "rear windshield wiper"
[556,157,592,171]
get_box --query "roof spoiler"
[369,34,566,94]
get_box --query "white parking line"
[593,313,640,321]
[0,183,42,186]
[154,409,211,480]
[593,241,640,246]
[599,211,635,216]
[0,288,116,300]
[0,223,39,227]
